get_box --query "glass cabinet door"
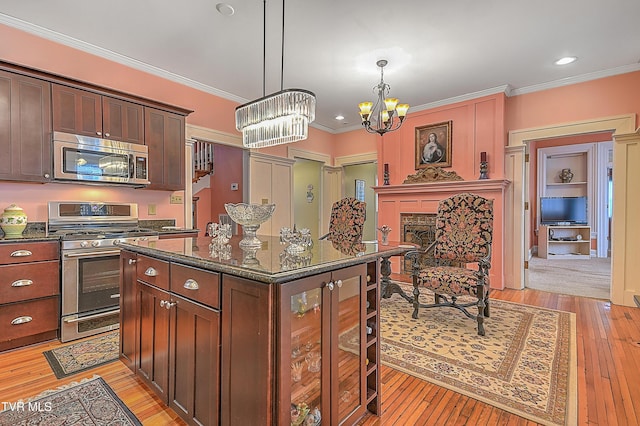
[333,268,365,424]
[287,282,325,426]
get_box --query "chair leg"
[412,284,420,319]
[484,298,490,318]
[434,293,441,304]
[476,283,486,336]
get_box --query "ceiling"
[1,0,639,133]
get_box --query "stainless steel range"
[48,201,159,342]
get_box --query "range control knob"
[91,240,100,247]
[113,239,125,245]
[80,241,89,248]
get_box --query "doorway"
[505,114,634,304]
[292,158,323,239]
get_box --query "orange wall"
[505,71,640,131]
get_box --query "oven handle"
[63,250,121,258]
[63,309,120,323]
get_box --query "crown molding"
[510,63,640,96]
[0,14,248,104]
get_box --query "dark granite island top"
[117,235,411,284]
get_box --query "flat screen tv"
[540,196,588,225]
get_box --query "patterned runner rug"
[344,282,577,426]
[43,331,119,379]
[0,375,141,425]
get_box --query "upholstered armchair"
[319,197,366,251]
[406,192,493,335]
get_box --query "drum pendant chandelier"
[235,0,316,148]
[358,59,409,136]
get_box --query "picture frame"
[355,179,365,202]
[415,121,452,169]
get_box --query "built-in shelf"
[538,225,591,259]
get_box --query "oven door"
[61,248,121,342]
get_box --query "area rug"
[342,282,577,426]
[0,375,141,425]
[43,331,119,379]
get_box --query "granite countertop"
[0,222,58,243]
[117,236,412,284]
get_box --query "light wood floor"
[1,277,640,425]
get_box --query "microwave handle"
[129,154,134,180]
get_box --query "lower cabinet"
[277,264,369,426]
[0,241,60,352]
[120,251,220,426]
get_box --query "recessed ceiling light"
[335,115,345,121]
[216,3,235,16]
[555,56,577,65]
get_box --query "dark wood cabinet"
[0,70,52,183]
[119,250,138,370]
[0,241,60,352]
[119,237,395,426]
[169,293,220,426]
[121,251,220,426]
[52,84,144,144]
[145,107,186,191]
[136,280,171,400]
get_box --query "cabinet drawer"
[170,264,220,309]
[137,255,169,290]
[0,241,59,264]
[0,296,59,342]
[0,261,60,304]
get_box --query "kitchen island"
[117,236,410,426]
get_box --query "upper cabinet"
[52,84,144,144]
[0,69,52,183]
[145,107,185,191]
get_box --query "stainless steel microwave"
[53,132,150,186]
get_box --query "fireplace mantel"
[373,178,510,195]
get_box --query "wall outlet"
[170,195,183,204]
[261,198,269,205]
[148,204,157,215]
[231,183,239,191]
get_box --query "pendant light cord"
[280,0,285,91]
[262,0,286,95]
[262,0,266,97]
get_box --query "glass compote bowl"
[224,202,276,248]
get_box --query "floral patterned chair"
[406,192,493,335]
[320,197,366,251]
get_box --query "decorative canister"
[559,168,574,183]
[1,204,28,237]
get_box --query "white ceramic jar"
[1,204,28,237]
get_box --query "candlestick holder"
[479,161,489,180]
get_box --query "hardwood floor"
[1,278,639,425]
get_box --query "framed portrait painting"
[415,121,452,169]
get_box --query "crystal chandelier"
[235,0,316,148]
[358,59,409,136]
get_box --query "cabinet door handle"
[183,279,199,290]
[336,279,343,288]
[144,267,158,277]
[11,316,32,325]
[10,250,32,257]
[11,279,33,287]
[326,281,334,291]
[128,259,137,265]
[96,131,102,136]
[160,300,177,310]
